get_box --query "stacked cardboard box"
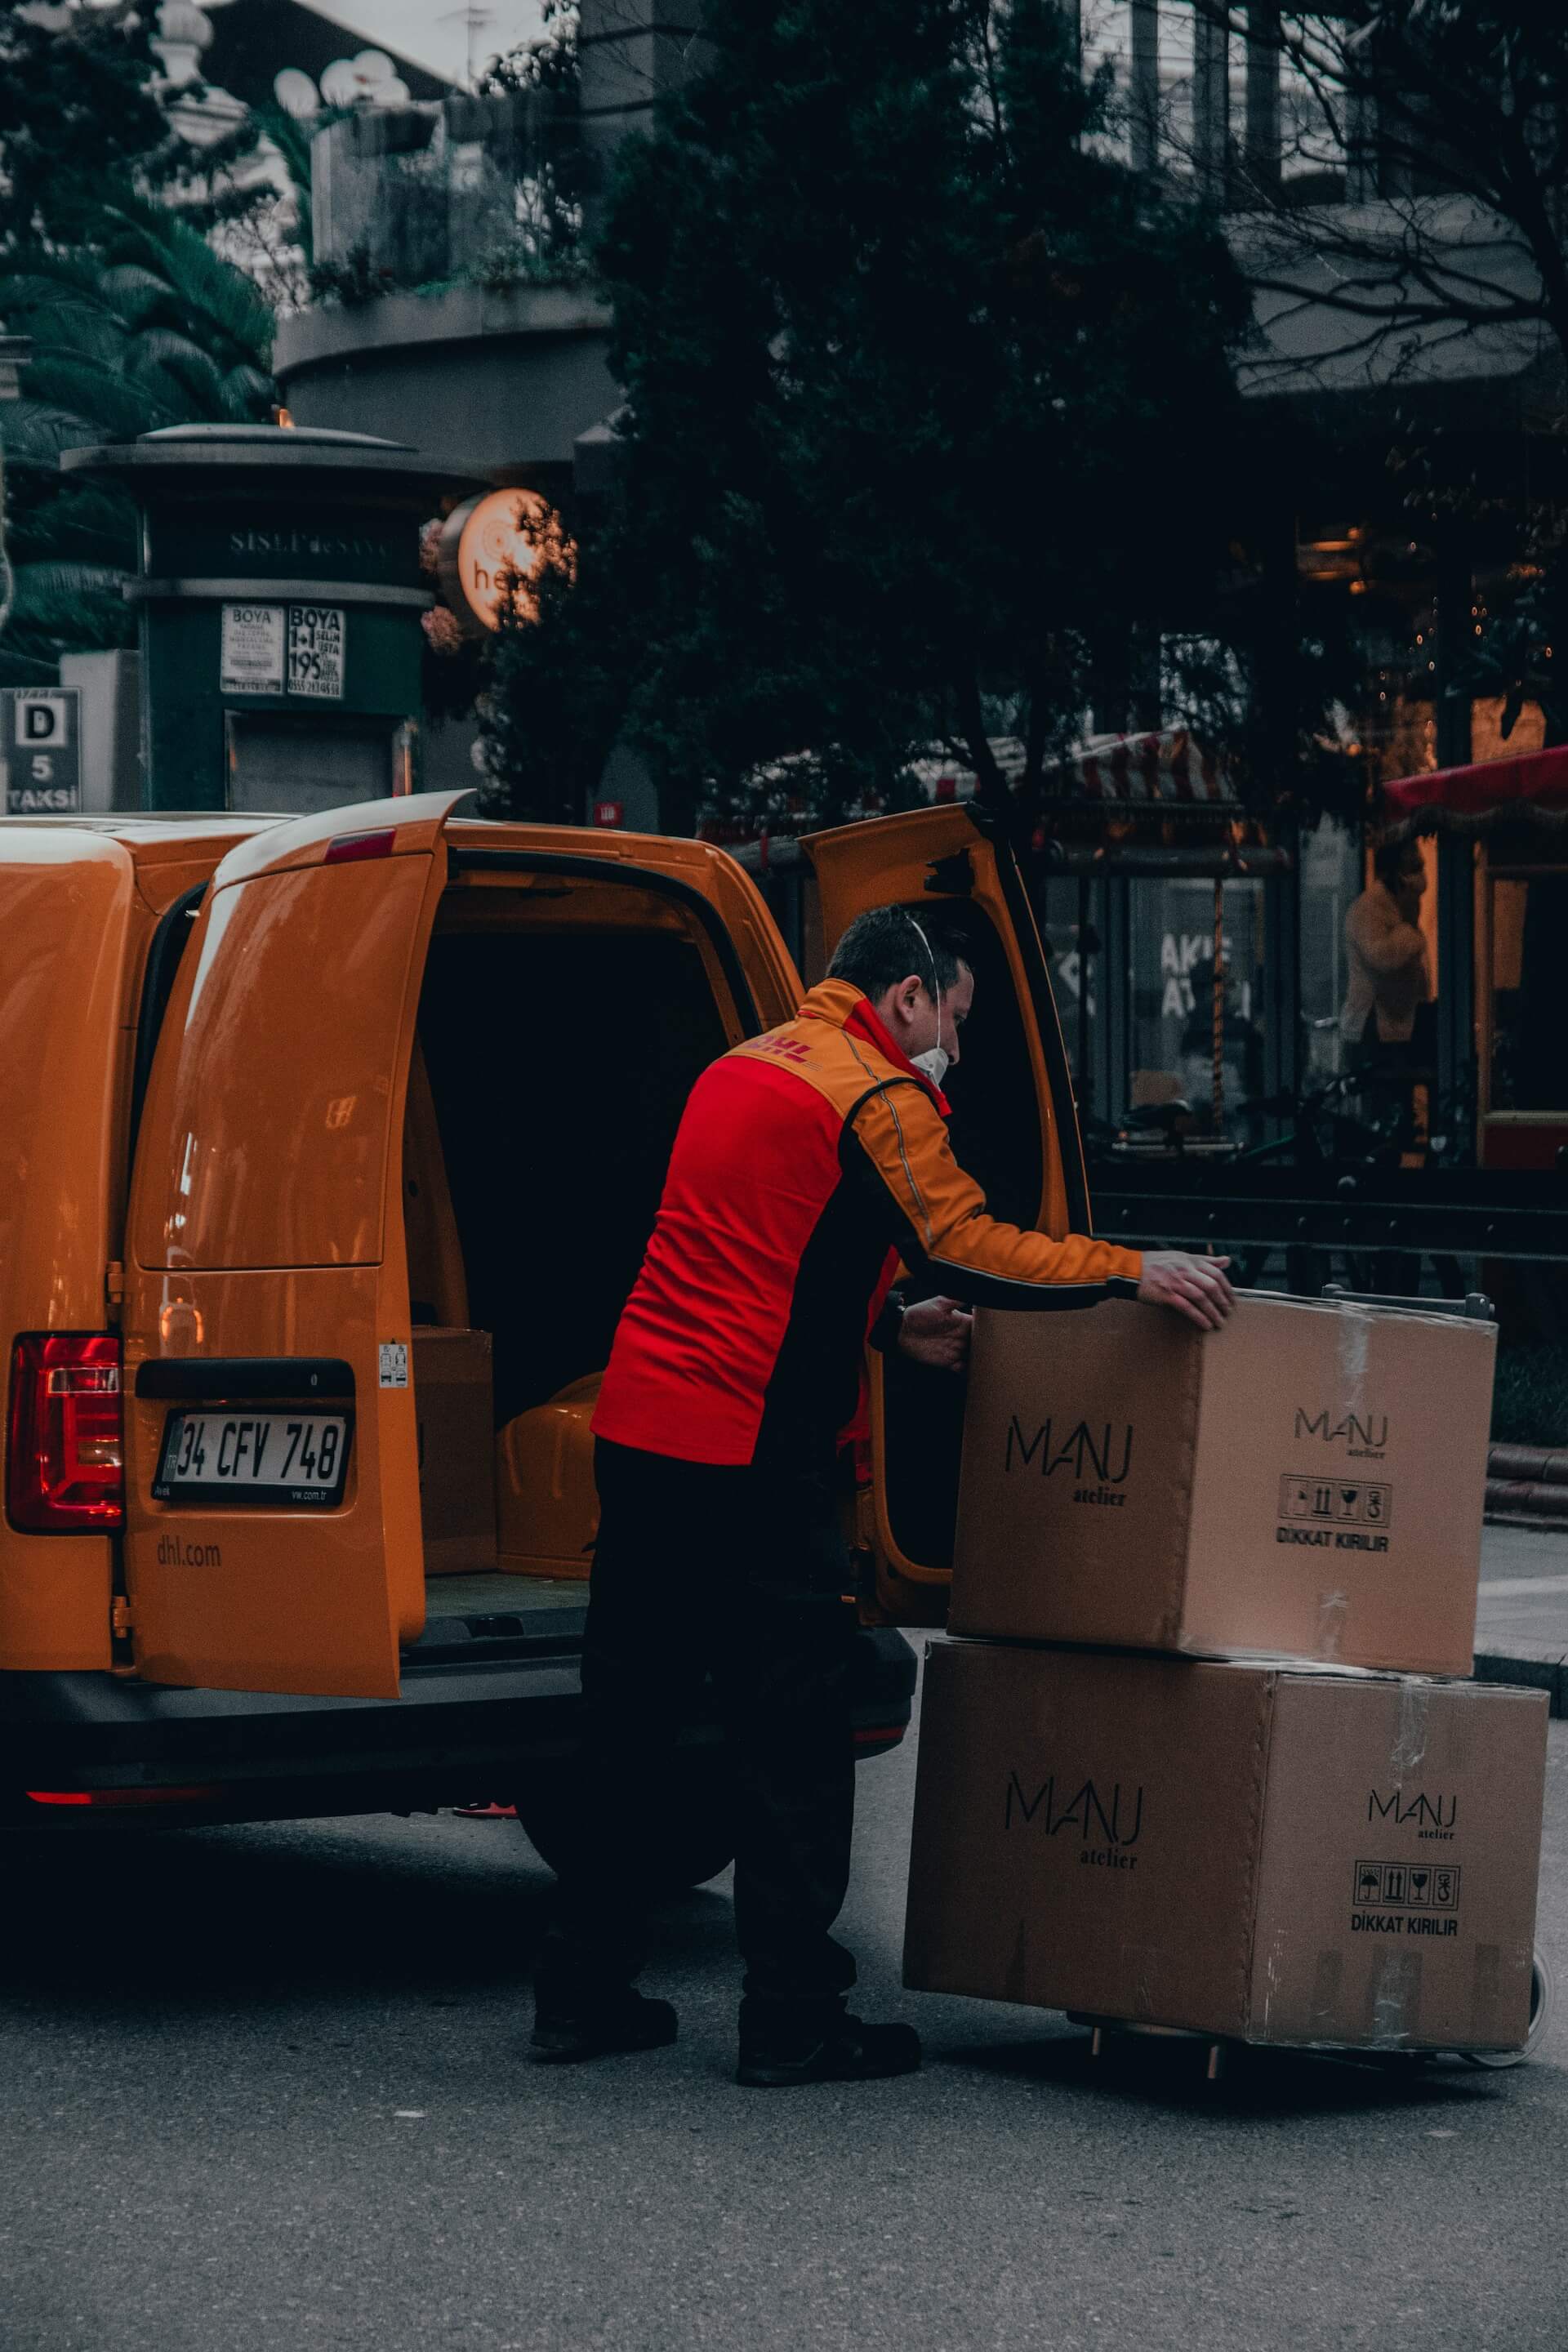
[904,1293,1549,2054]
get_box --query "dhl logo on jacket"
[593,978,1143,1469]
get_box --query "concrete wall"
[578,0,710,207]
[274,285,617,474]
[275,0,715,475]
[59,651,140,811]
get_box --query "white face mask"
[904,915,950,1090]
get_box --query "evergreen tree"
[1229,5,1568,745]
[0,12,275,683]
[481,0,1251,831]
[0,2,169,251]
[1,196,275,684]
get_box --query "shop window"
[1298,817,1359,1080]
[1127,875,1267,1137]
[1036,876,1103,1111]
[1489,869,1568,1114]
[1472,697,1546,764]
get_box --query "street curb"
[1474,1650,1568,1718]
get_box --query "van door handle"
[134,1357,356,1401]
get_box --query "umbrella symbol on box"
[1356,1864,1381,1900]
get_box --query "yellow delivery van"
[0,791,1090,1877]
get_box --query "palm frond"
[11,361,167,440]
[9,564,136,644]
[2,186,277,672]
[1,397,114,458]
[128,326,225,385]
[0,645,70,688]
[130,353,230,427]
[0,276,126,347]
[11,485,137,567]
[218,361,275,420]
[95,261,179,325]
[11,561,131,607]
[14,308,131,369]
[0,252,120,307]
[97,198,274,365]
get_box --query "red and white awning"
[914,727,1235,807]
[1054,727,1234,804]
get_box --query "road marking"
[1477,1575,1568,1600]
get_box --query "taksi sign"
[2,688,80,814]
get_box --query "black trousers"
[537,1437,858,2016]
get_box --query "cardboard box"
[951,1292,1496,1676]
[904,1641,1547,2051]
[413,1328,497,1575]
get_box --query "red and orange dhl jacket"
[592,977,1144,1469]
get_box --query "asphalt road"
[2,1667,1566,2352]
[1476,1521,1568,1661]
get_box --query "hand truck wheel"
[1461,1946,1552,2069]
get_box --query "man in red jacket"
[532,905,1233,2084]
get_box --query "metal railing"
[310,91,586,297]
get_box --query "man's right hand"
[1138,1251,1235,1332]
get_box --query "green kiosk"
[63,425,488,813]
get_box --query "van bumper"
[0,1627,918,1826]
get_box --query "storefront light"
[434,488,575,636]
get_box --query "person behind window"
[1343,837,1432,1068]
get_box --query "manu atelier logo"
[1005,1769,1144,1870]
[1369,1788,1457,1841]
[1294,1406,1388,1459]
[1005,1416,1134,1507]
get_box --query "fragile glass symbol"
[1353,1860,1461,1910]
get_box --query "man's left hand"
[897,1294,973,1372]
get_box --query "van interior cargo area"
[402,1570,589,1668]
[402,873,737,1592]
[399,866,1051,1608]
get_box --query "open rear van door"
[800,804,1092,1618]
[121,794,470,1699]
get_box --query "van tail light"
[6,1334,124,1533]
[25,1785,220,1810]
[324,828,396,865]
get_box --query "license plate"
[153,1410,352,1507]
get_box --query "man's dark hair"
[828,904,971,1000]
[1372,838,1419,890]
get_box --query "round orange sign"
[436,489,570,634]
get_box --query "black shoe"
[737,2011,922,2089]
[531,1991,679,2064]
